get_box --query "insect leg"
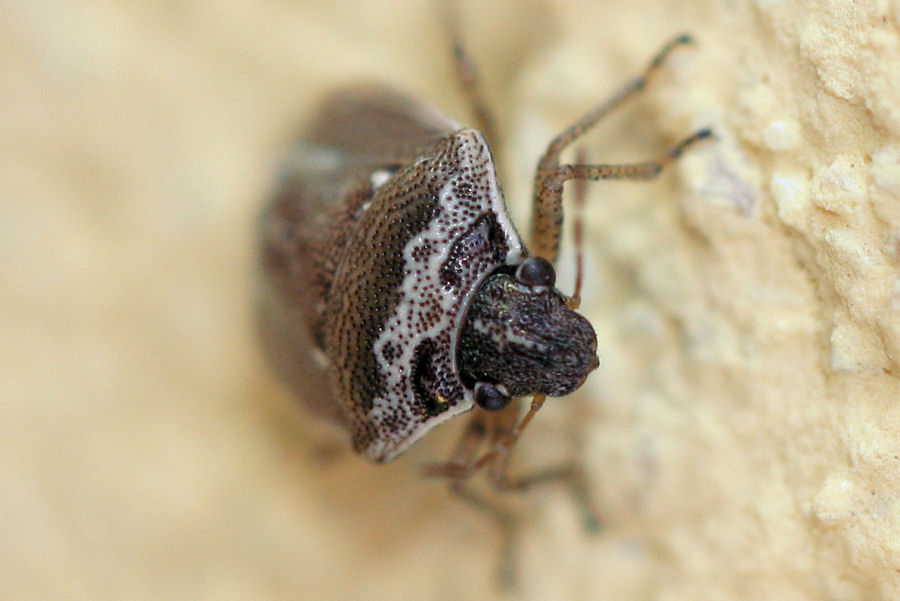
[567,148,588,309]
[448,481,520,588]
[423,408,522,588]
[422,401,520,480]
[425,398,600,581]
[443,1,499,147]
[530,34,708,261]
[491,460,601,533]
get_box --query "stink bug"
[257,20,711,583]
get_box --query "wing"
[307,84,465,164]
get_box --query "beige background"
[4,0,900,599]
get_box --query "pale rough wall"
[3,1,899,600]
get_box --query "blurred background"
[4,1,900,600]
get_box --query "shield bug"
[257,21,711,582]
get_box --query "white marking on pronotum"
[366,130,523,458]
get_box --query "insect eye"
[515,257,556,288]
[473,382,512,411]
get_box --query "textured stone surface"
[3,0,899,599]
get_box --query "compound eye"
[473,382,512,411]
[515,257,556,288]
